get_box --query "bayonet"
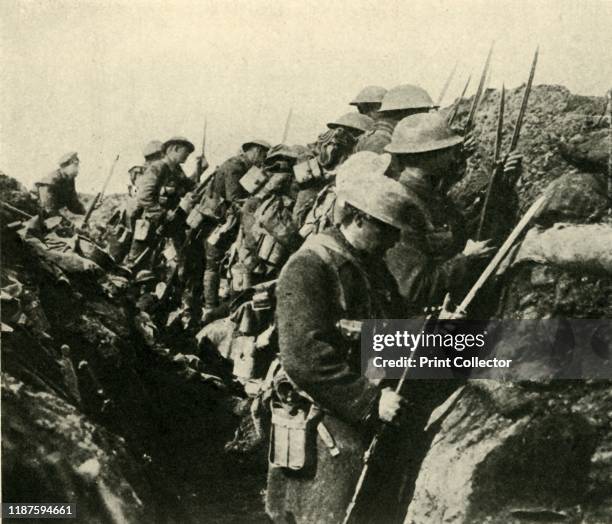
[282,108,293,143]
[447,73,471,126]
[465,41,495,133]
[436,61,458,106]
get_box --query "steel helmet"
[163,136,195,153]
[385,112,463,154]
[265,144,299,161]
[379,84,436,112]
[143,140,163,158]
[242,139,271,152]
[350,85,387,105]
[336,152,412,230]
[327,113,375,134]
[58,152,78,167]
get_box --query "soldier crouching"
[266,152,411,524]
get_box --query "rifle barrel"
[465,41,494,132]
[509,47,539,152]
[447,73,471,126]
[494,85,505,163]
[476,85,505,241]
[0,201,33,219]
[202,117,207,155]
[282,108,293,144]
[83,154,120,225]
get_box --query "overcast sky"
[2,0,611,194]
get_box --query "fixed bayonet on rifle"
[343,193,548,524]
[509,47,539,151]
[281,108,293,143]
[447,73,471,127]
[83,154,120,226]
[436,61,458,106]
[202,117,207,157]
[476,47,538,240]
[476,84,505,240]
[464,41,494,133]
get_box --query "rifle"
[0,201,33,220]
[281,108,293,143]
[83,154,120,226]
[343,193,548,524]
[436,62,458,106]
[202,116,207,156]
[476,84,505,240]
[464,41,494,134]
[476,47,539,240]
[447,73,472,127]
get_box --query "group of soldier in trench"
[33,84,525,523]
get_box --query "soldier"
[127,165,144,197]
[35,152,86,217]
[383,112,521,315]
[349,85,387,119]
[293,113,374,232]
[355,84,436,154]
[142,140,164,165]
[202,139,271,315]
[125,136,196,268]
[266,152,409,524]
[228,144,301,293]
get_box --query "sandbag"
[514,223,612,274]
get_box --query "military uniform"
[203,153,257,309]
[126,157,196,266]
[35,170,85,216]
[354,118,396,154]
[385,191,477,316]
[266,229,404,524]
[267,152,418,524]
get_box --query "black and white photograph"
[1,0,611,522]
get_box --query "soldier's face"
[63,159,79,177]
[167,145,192,164]
[357,103,380,118]
[254,147,268,167]
[356,215,400,253]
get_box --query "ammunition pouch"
[240,166,269,194]
[293,158,324,187]
[133,218,151,241]
[269,401,320,472]
[230,262,253,293]
[256,232,286,267]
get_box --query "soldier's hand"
[378,388,406,425]
[502,152,523,186]
[463,239,495,258]
[461,131,477,159]
[437,294,466,321]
